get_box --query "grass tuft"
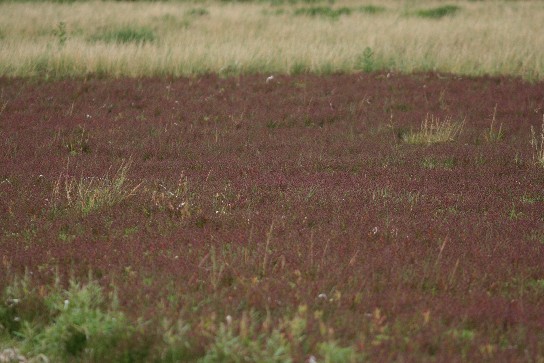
[402,114,464,145]
[484,105,504,143]
[51,160,140,216]
[530,115,544,167]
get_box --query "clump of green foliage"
[0,275,131,362]
[356,46,375,72]
[415,5,460,19]
[294,6,352,19]
[91,26,156,44]
[358,5,385,14]
[186,7,209,17]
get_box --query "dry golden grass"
[0,0,543,78]
[403,114,465,145]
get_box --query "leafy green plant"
[91,26,156,44]
[22,281,130,360]
[415,5,460,19]
[53,21,68,47]
[402,114,464,145]
[0,276,133,362]
[356,47,375,73]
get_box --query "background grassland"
[0,0,543,79]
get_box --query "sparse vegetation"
[0,1,542,78]
[484,105,504,143]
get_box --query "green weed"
[53,21,68,47]
[356,46,375,73]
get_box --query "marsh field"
[1,0,544,362]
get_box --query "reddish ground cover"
[1,73,544,361]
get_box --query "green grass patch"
[90,26,156,44]
[358,5,386,14]
[294,6,352,19]
[415,5,460,19]
[186,7,209,17]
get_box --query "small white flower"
[86,114,91,119]
[266,75,274,84]
[226,315,233,325]
[308,355,317,363]
[13,316,20,322]
[64,299,70,310]
[174,255,179,259]
[318,293,327,300]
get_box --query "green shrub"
[0,277,134,362]
[415,5,460,19]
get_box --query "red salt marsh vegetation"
[1,73,544,361]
